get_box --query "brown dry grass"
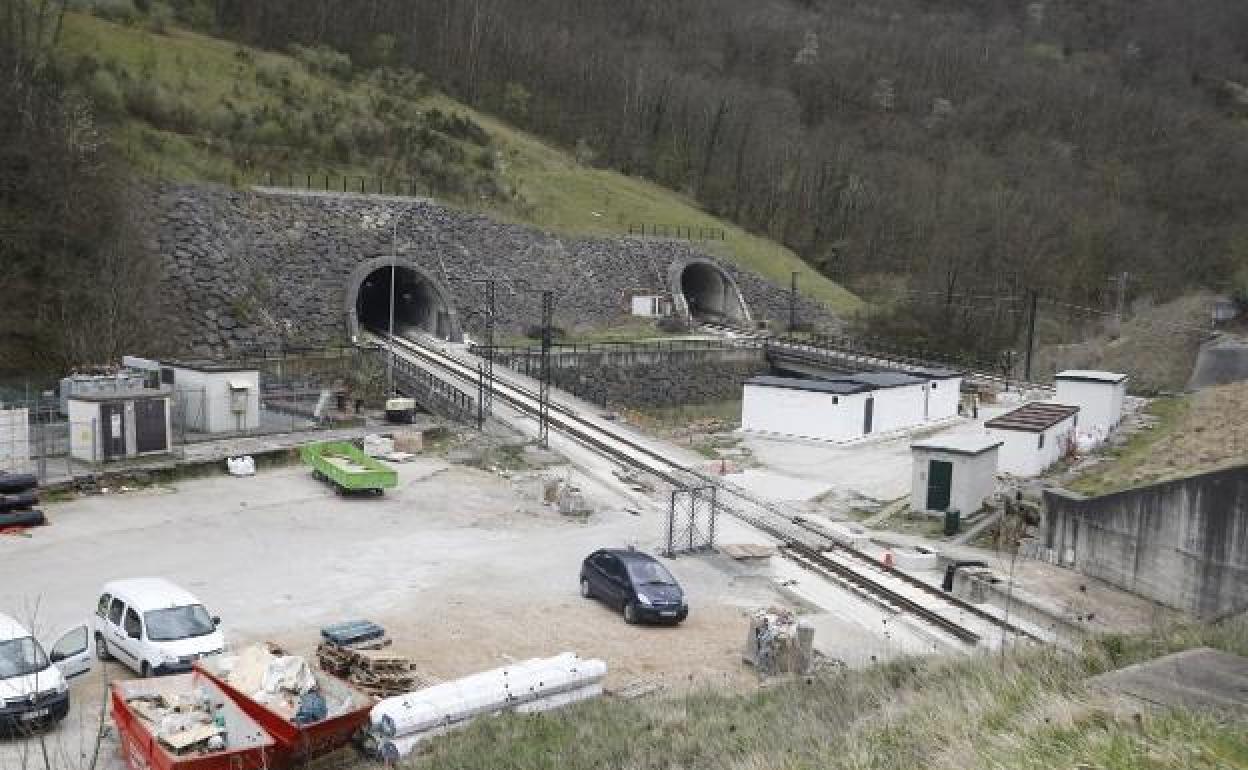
[1071,381,1248,494]
[1031,292,1215,394]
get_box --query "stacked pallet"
[349,650,432,698]
[316,621,434,699]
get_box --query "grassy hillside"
[59,12,861,316]
[408,620,1248,770]
[1069,382,1248,496]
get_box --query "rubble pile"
[223,646,329,724]
[126,691,229,755]
[743,608,815,677]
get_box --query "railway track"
[374,332,1037,648]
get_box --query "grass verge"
[406,618,1248,770]
[60,12,861,317]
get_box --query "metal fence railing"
[627,223,726,241]
[389,352,476,423]
[258,171,434,198]
[0,347,397,484]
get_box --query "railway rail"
[372,331,1038,648]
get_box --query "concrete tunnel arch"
[667,258,752,325]
[345,256,463,342]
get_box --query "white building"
[1054,370,1127,434]
[160,361,260,434]
[910,435,1001,515]
[740,369,962,443]
[984,402,1079,477]
[68,389,172,463]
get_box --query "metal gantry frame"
[470,279,497,428]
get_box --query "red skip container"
[194,657,375,766]
[112,673,276,770]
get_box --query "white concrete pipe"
[371,653,606,738]
[378,684,605,761]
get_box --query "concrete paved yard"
[0,458,783,768]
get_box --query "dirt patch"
[271,597,761,697]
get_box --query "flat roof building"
[985,402,1079,477]
[910,434,1001,515]
[741,368,962,443]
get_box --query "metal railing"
[390,352,476,423]
[259,171,434,198]
[765,333,1038,387]
[627,223,726,241]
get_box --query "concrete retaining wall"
[153,184,839,357]
[493,346,768,408]
[1041,465,1248,618]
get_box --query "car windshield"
[0,636,49,679]
[626,560,676,585]
[144,605,215,642]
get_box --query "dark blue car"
[580,549,688,625]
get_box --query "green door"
[926,459,953,510]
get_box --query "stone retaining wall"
[153,184,840,358]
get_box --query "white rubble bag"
[227,456,256,476]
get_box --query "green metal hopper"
[301,440,397,495]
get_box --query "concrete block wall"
[151,184,841,358]
[0,408,31,473]
[1043,465,1248,618]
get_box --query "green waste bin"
[943,509,961,536]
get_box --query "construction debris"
[125,689,229,755]
[220,645,325,723]
[743,608,815,677]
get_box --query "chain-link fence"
[1,346,394,483]
[665,485,718,556]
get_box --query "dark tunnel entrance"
[677,261,749,324]
[349,262,458,341]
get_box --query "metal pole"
[789,271,799,332]
[1024,290,1038,382]
[482,280,495,419]
[539,290,553,448]
[387,216,398,396]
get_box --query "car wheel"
[623,602,639,625]
[140,662,152,678]
[95,633,112,661]
[579,579,593,599]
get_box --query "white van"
[93,578,225,677]
[0,614,92,733]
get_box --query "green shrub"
[86,69,125,118]
[90,0,139,24]
[290,43,352,81]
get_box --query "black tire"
[0,473,37,494]
[579,579,593,599]
[95,633,112,662]
[623,602,639,625]
[140,661,152,678]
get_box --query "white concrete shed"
[741,370,957,443]
[984,402,1079,477]
[1054,370,1127,434]
[910,434,1001,515]
[160,360,261,434]
[68,389,172,463]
